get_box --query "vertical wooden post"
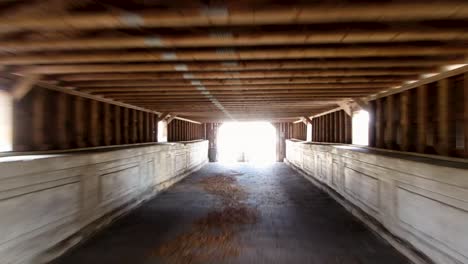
[114,106,121,145]
[464,73,468,158]
[324,114,329,142]
[437,79,455,156]
[145,112,151,142]
[334,111,339,143]
[416,85,428,153]
[385,95,395,149]
[138,111,144,143]
[345,114,352,144]
[32,89,46,150]
[400,91,410,151]
[320,116,325,142]
[103,103,112,146]
[123,107,129,144]
[368,101,376,147]
[375,99,384,148]
[74,97,86,148]
[56,92,69,149]
[89,100,100,147]
[132,110,138,143]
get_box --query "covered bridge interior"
[0,1,467,263]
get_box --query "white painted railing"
[286,140,468,264]
[0,140,208,264]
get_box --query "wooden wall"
[311,110,352,144]
[292,122,307,140]
[368,73,468,158]
[167,119,204,142]
[13,87,158,152]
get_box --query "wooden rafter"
[2,1,468,122]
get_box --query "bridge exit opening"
[217,122,276,163]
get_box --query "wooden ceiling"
[2,0,468,122]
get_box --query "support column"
[114,106,121,145]
[89,100,100,147]
[123,108,129,144]
[437,79,455,156]
[132,110,138,143]
[74,97,86,148]
[368,101,376,147]
[400,91,410,151]
[138,111,144,143]
[375,99,384,148]
[56,92,69,149]
[385,95,395,149]
[32,89,46,150]
[416,85,427,153]
[464,73,468,158]
[103,103,112,146]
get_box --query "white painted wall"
[0,140,208,264]
[285,140,468,264]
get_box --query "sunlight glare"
[217,122,276,163]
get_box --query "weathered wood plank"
[31,89,46,150]
[123,108,129,144]
[89,100,100,147]
[103,103,112,146]
[56,92,69,149]
[375,99,384,148]
[73,97,86,148]
[384,95,395,149]
[114,106,121,145]
[465,73,468,158]
[400,91,410,151]
[437,79,455,156]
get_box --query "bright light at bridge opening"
[217,122,276,163]
[352,110,369,146]
[0,91,12,152]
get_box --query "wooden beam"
[337,101,352,116]
[10,74,41,100]
[366,65,468,101]
[174,116,202,124]
[301,116,312,125]
[35,81,161,115]
[25,59,461,75]
[68,77,414,87]
[2,46,465,65]
[1,3,467,32]
[158,112,171,121]
[8,31,468,53]
[167,115,178,124]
